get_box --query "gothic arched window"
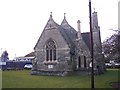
[46,39,56,61]
[84,56,86,68]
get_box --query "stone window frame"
[45,38,57,62]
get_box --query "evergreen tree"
[1,50,9,62]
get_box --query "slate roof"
[58,26,76,54]
[59,17,78,54]
[61,17,77,41]
[25,52,35,57]
[60,16,91,50]
[44,14,59,30]
[81,32,90,50]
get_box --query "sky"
[0,0,119,60]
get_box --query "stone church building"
[31,11,105,76]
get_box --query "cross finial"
[50,12,52,17]
[93,8,95,12]
[77,20,81,23]
[64,13,66,19]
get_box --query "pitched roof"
[25,52,35,57]
[81,32,90,50]
[61,17,77,40]
[44,13,59,30]
[34,13,59,49]
[60,17,78,53]
[61,17,77,41]
[58,26,76,52]
[34,13,91,54]
[60,16,91,51]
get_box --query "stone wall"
[32,27,74,75]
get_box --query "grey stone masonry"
[31,12,105,76]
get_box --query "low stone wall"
[31,70,70,76]
[31,68,105,76]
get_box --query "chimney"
[77,20,81,39]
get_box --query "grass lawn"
[1,69,119,88]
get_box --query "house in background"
[31,11,105,76]
[14,52,34,62]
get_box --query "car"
[105,63,112,68]
[114,63,120,68]
[24,64,32,69]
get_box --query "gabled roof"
[61,16,77,39]
[44,13,59,30]
[34,13,91,54]
[34,13,59,49]
[61,14,91,51]
[58,26,76,48]
[60,16,78,53]
[25,52,35,57]
[61,16,77,41]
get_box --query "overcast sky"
[0,0,119,59]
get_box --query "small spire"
[61,13,68,25]
[50,12,52,18]
[64,13,66,19]
[93,8,95,12]
[77,20,81,23]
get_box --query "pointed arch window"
[46,39,56,61]
[84,56,86,68]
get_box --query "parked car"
[105,62,120,68]
[114,63,120,68]
[24,64,32,69]
[105,63,112,68]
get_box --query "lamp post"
[89,0,94,90]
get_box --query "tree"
[1,50,9,62]
[102,31,120,63]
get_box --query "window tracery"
[46,39,56,61]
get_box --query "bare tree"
[102,30,120,63]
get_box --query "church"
[31,11,105,76]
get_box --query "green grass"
[0,71,2,89]
[1,69,119,88]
